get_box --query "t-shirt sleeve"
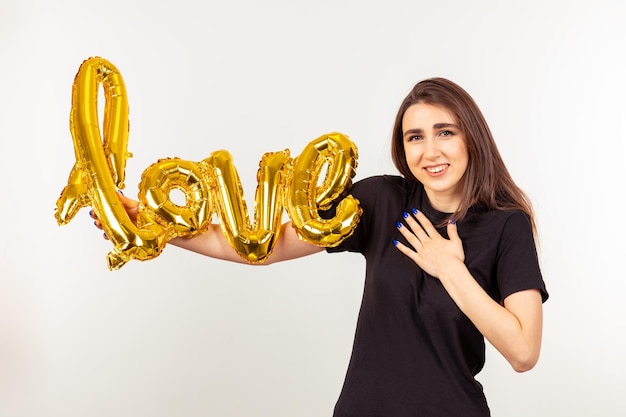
[496,211,549,303]
[325,176,381,255]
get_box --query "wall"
[1,0,624,416]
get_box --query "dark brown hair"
[391,77,536,232]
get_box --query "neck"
[424,190,461,214]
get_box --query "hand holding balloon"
[90,191,138,239]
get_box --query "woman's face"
[402,103,469,212]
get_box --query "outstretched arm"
[170,221,325,265]
[395,210,544,372]
[91,193,324,265]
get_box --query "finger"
[412,209,440,237]
[118,191,139,210]
[393,239,419,262]
[447,218,460,243]
[396,220,423,251]
[402,210,429,241]
[116,191,140,224]
[94,219,103,230]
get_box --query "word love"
[54,57,361,270]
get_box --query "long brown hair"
[391,77,536,233]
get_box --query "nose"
[423,138,440,159]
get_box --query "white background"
[1,0,625,416]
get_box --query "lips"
[425,164,448,174]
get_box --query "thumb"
[117,191,139,224]
[447,218,460,242]
[117,190,139,210]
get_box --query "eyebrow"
[434,123,460,129]
[403,123,460,137]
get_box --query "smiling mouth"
[425,164,448,174]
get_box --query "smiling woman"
[401,103,470,212]
[92,77,549,417]
[325,78,548,416]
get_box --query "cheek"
[458,155,470,178]
[403,145,422,160]
[452,142,469,165]
[461,148,470,168]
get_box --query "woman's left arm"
[395,210,544,373]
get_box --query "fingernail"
[94,221,97,226]
[396,222,402,228]
[89,210,93,216]
[118,190,124,195]
[449,217,456,224]
[403,212,409,218]
[412,208,418,215]
[393,239,398,246]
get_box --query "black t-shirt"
[327,175,549,417]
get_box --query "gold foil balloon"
[205,150,291,263]
[138,157,213,237]
[56,57,362,270]
[285,133,362,246]
[55,57,165,270]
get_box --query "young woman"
[94,77,548,416]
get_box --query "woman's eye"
[440,130,453,137]
[408,135,423,142]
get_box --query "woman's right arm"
[91,192,324,265]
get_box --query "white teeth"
[426,165,446,173]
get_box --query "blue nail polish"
[403,212,409,218]
[94,221,97,226]
[118,190,124,195]
[412,208,418,215]
[396,221,402,228]
[449,217,456,225]
[89,210,93,216]
[393,239,399,246]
